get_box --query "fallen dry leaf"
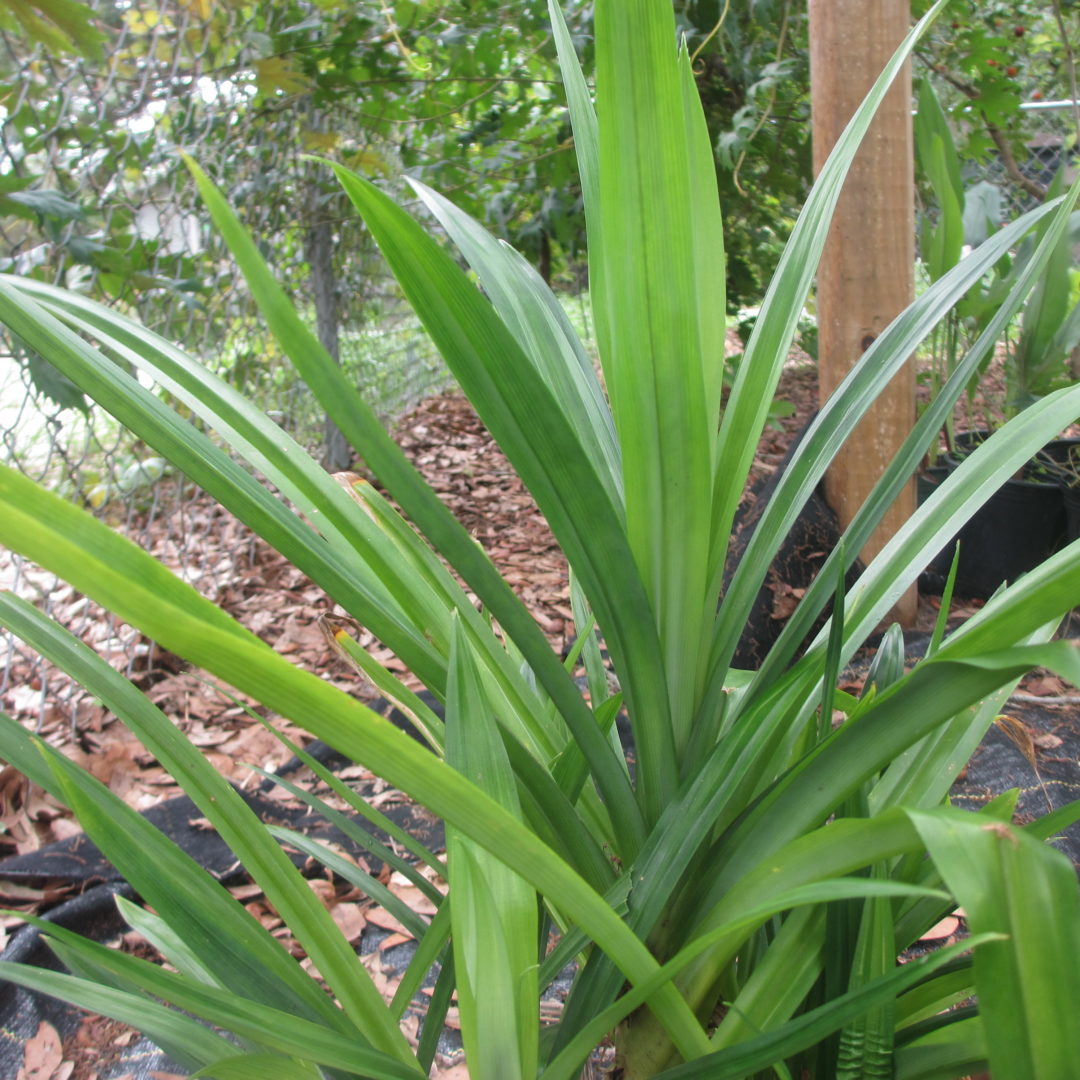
[1033,732,1064,750]
[1023,673,1069,697]
[18,1021,65,1080]
[366,906,411,936]
[768,582,804,621]
[920,915,959,942]
[330,900,367,943]
[994,714,1038,771]
[377,930,413,950]
[387,882,440,918]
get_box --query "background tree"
[0,0,590,440]
[3,0,1076,424]
[913,0,1079,201]
[680,0,814,312]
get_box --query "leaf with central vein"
[911,811,1080,1079]
[0,276,450,691]
[407,177,620,504]
[594,0,721,763]
[710,0,952,582]
[446,622,538,1079]
[709,198,1065,687]
[181,159,645,855]
[0,466,711,1061]
[0,601,412,1062]
[328,161,668,833]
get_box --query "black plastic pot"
[916,463,950,505]
[1035,438,1080,544]
[934,433,1071,598]
[1064,485,1080,543]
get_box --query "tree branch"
[916,50,1048,202]
[985,122,1048,201]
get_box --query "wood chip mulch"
[11,360,990,1080]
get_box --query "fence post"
[810,0,917,625]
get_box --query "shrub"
[1,1,1079,1076]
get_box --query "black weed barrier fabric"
[0,696,446,1078]
[1,627,1078,1074]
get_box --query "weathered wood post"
[810,0,917,624]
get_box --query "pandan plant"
[2,2,1080,1077]
[916,77,1080,437]
[1004,170,1080,417]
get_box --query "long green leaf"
[0,715,345,1033]
[592,0,722,770]
[698,639,1080,918]
[547,0,611,383]
[445,620,538,1079]
[710,0,953,589]
[267,827,431,942]
[0,467,711,1059]
[0,961,244,1075]
[0,594,415,1063]
[0,276,450,690]
[193,1056,323,1080]
[914,78,964,282]
[547,0,598,235]
[651,938,996,1080]
[894,1016,988,1080]
[542,878,948,1079]
[407,177,620,504]
[740,187,1073,700]
[328,160,657,839]
[837,392,1080,653]
[911,810,1080,1079]
[183,158,648,857]
[19,919,418,1078]
[894,964,977,1032]
[710,197,1066,693]
[253,726,445,879]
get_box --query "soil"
[1,358,1077,1079]
[0,362,816,1079]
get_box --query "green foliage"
[915,75,1080,435]
[1007,172,1080,413]
[679,0,812,311]
[0,0,591,418]
[0,0,103,59]
[914,0,1078,169]
[2,2,1080,1078]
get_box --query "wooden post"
[810,0,917,625]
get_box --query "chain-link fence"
[0,0,457,728]
[979,99,1080,218]
[0,3,1073,728]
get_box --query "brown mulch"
[7,354,1066,1079]
[0,367,813,1078]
